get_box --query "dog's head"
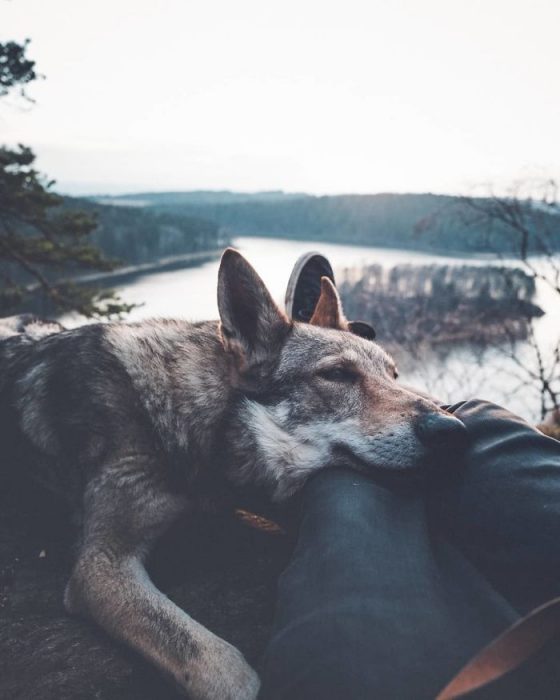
[218,248,467,500]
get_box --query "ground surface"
[0,476,294,700]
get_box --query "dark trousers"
[259,400,560,699]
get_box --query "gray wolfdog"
[0,249,465,699]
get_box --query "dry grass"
[539,423,560,440]
[538,410,560,440]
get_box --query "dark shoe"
[284,252,335,322]
[347,320,376,341]
[285,252,377,340]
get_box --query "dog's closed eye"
[317,366,359,383]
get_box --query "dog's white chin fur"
[241,400,422,501]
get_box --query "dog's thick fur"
[0,250,462,699]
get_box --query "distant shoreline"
[76,249,222,287]
[233,232,503,261]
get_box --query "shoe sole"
[284,251,335,320]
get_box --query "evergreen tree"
[0,40,132,318]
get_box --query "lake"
[108,236,560,423]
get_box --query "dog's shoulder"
[103,317,221,394]
[104,318,228,455]
[1,316,228,491]
[1,320,160,463]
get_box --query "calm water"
[108,237,559,422]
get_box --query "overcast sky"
[2,0,559,195]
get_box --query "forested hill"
[98,191,560,254]
[67,198,227,267]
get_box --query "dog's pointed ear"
[309,277,349,330]
[218,248,290,374]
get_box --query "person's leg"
[259,468,537,700]
[433,399,560,613]
[274,255,560,698]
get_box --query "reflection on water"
[112,237,559,422]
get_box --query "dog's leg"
[64,457,259,700]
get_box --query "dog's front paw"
[181,634,260,700]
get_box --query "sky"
[2,0,560,196]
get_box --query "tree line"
[338,263,542,348]
[103,190,560,255]
[67,199,226,266]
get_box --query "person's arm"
[433,399,560,613]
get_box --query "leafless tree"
[454,179,560,422]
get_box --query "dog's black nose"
[415,413,468,451]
